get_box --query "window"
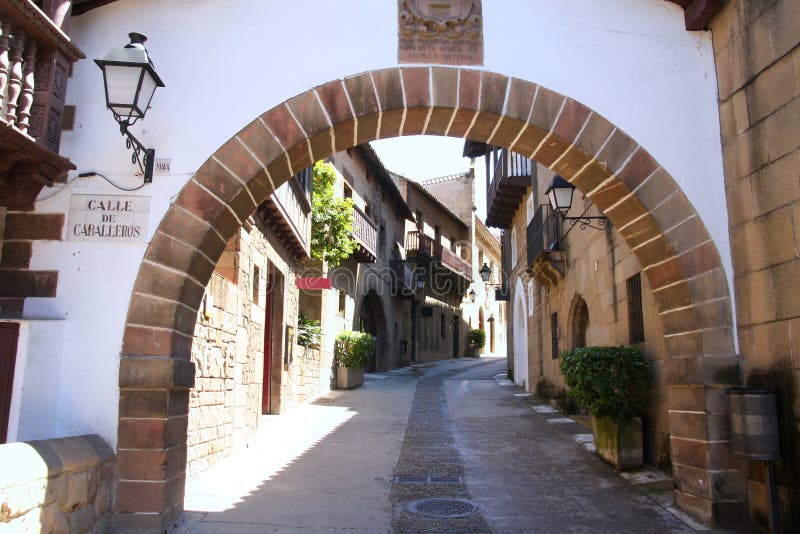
[440,311,446,338]
[627,273,645,343]
[416,211,424,231]
[571,297,589,349]
[338,290,346,316]
[344,183,353,199]
[551,312,559,359]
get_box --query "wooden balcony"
[350,204,378,263]
[526,204,565,288]
[436,243,472,281]
[405,231,472,282]
[0,1,85,209]
[485,149,531,229]
[390,260,415,298]
[257,168,312,261]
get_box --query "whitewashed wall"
[17,0,728,447]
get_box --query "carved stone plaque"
[398,0,483,66]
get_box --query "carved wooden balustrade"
[257,167,312,261]
[0,1,84,209]
[436,243,472,281]
[350,204,378,262]
[485,148,531,229]
[406,230,472,282]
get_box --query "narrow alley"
[177,357,699,533]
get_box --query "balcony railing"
[0,2,85,208]
[258,169,312,260]
[436,244,472,281]
[486,149,531,228]
[350,204,378,262]
[406,231,472,281]
[405,230,434,257]
[526,204,565,287]
[390,260,415,297]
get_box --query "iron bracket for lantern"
[119,120,155,183]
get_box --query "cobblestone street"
[175,357,707,533]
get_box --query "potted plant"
[467,329,486,358]
[334,330,376,389]
[560,346,650,468]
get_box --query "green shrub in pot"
[559,346,650,468]
[334,330,376,368]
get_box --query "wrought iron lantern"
[95,33,165,183]
[545,176,609,230]
[479,263,491,283]
[415,270,426,290]
[468,289,477,303]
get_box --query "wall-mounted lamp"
[545,176,609,231]
[95,33,165,183]
[468,289,477,303]
[415,269,426,290]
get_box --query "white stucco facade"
[11,0,729,448]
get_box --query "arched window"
[570,296,589,349]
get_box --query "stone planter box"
[336,366,364,389]
[591,416,643,469]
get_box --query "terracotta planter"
[336,366,364,389]
[591,416,643,469]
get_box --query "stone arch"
[355,289,388,372]
[568,294,590,349]
[115,67,736,529]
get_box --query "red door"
[261,276,274,414]
[1,322,20,444]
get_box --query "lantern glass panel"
[104,64,145,118]
[135,69,159,115]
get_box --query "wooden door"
[0,322,20,444]
[261,276,274,414]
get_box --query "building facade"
[394,173,473,362]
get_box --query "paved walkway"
[175,357,705,533]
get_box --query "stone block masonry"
[0,435,114,533]
[712,0,800,529]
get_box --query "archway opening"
[116,67,736,530]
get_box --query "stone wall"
[188,270,259,478]
[0,435,114,533]
[711,0,800,529]
[509,164,669,466]
[188,216,331,478]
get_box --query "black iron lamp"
[545,176,609,230]
[415,269,426,290]
[479,263,491,283]
[468,289,477,303]
[95,33,165,183]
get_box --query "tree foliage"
[297,314,321,349]
[559,346,650,422]
[311,161,357,266]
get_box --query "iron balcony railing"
[406,231,472,281]
[351,204,378,259]
[527,204,562,266]
[390,260,415,296]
